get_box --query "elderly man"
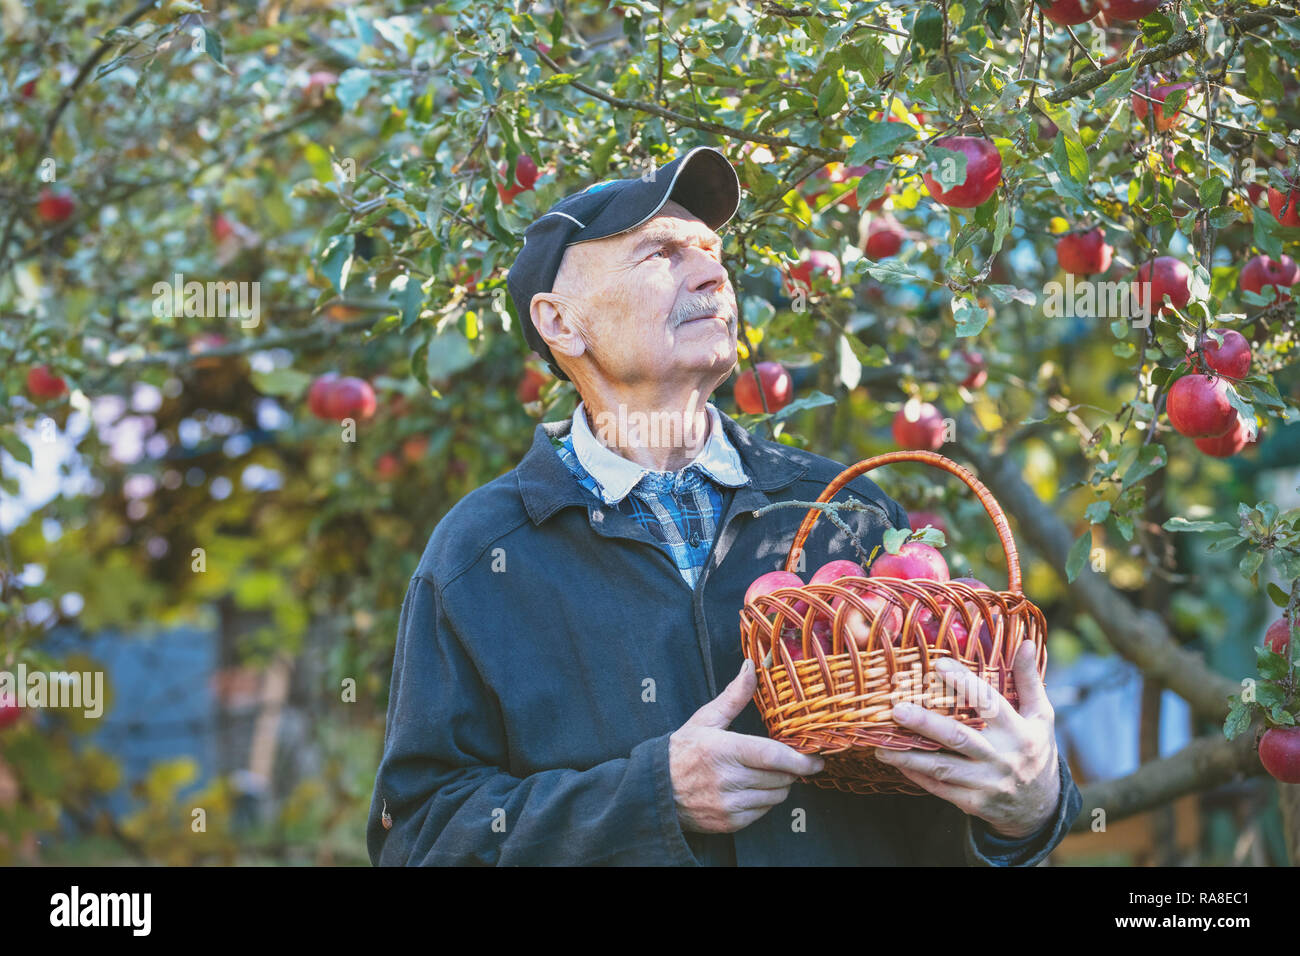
[367,146,1081,865]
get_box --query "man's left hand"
[874,640,1061,840]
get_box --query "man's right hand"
[668,658,825,834]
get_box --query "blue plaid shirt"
[553,402,751,588]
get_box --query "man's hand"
[669,659,825,834]
[874,641,1061,840]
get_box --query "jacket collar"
[517,403,807,525]
[567,401,749,506]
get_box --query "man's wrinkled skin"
[527,202,1060,839]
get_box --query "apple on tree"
[497,154,541,204]
[1098,0,1164,20]
[1056,227,1114,276]
[958,350,987,389]
[1133,256,1191,316]
[891,400,946,451]
[862,216,905,260]
[1166,373,1237,439]
[734,361,793,415]
[36,187,75,224]
[1268,176,1300,227]
[783,250,841,295]
[1194,417,1255,458]
[1259,727,1300,784]
[1186,329,1251,381]
[1240,254,1299,302]
[1264,616,1294,656]
[308,373,376,421]
[1040,0,1101,25]
[922,137,1002,208]
[1132,80,1193,132]
[26,365,68,400]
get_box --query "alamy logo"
[151,272,260,327]
[0,666,103,718]
[49,886,151,936]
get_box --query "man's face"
[538,199,739,392]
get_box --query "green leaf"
[816,68,849,118]
[1223,699,1254,740]
[1093,63,1140,110]
[1270,706,1297,727]
[249,367,313,398]
[1198,177,1225,208]
[0,430,33,467]
[1085,500,1112,524]
[769,390,837,422]
[882,527,910,555]
[1121,443,1166,490]
[1066,531,1091,582]
[319,234,355,293]
[911,526,947,548]
[1239,549,1264,580]
[845,122,914,164]
[202,28,230,72]
[425,327,478,380]
[1258,645,1290,682]
[911,4,944,53]
[335,68,375,112]
[952,295,990,337]
[1267,582,1290,609]
[1052,127,1089,190]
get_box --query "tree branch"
[953,418,1242,720]
[1070,731,1263,831]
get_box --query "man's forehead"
[623,205,720,246]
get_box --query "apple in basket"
[745,570,828,661]
[868,539,958,649]
[945,576,1000,657]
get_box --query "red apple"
[322,376,376,421]
[1187,330,1251,380]
[839,586,904,649]
[1259,727,1300,784]
[1133,256,1192,316]
[1166,374,1236,439]
[36,187,75,223]
[517,367,548,404]
[734,361,793,415]
[1268,181,1300,227]
[1194,417,1253,458]
[376,453,401,479]
[745,570,806,608]
[20,79,36,99]
[923,137,1003,208]
[26,365,68,399]
[212,214,235,242]
[1098,0,1164,21]
[809,162,890,212]
[1265,617,1293,656]
[891,402,946,451]
[1240,254,1300,301]
[951,576,998,657]
[863,217,905,260]
[308,373,340,418]
[497,154,539,204]
[1041,0,1101,25]
[1245,183,1265,206]
[1132,81,1193,132]
[784,250,842,293]
[1056,228,1114,276]
[958,350,988,389]
[870,541,951,582]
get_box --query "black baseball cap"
[506,145,742,381]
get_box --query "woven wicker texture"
[739,451,1048,795]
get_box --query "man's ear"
[531,294,588,365]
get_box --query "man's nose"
[684,248,729,296]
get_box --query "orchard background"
[3,0,1300,865]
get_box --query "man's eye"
[648,247,669,259]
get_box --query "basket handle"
[782,450,1023,594]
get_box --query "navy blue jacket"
[367,410,1082,865]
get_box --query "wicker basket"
[739,450,1047,795]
